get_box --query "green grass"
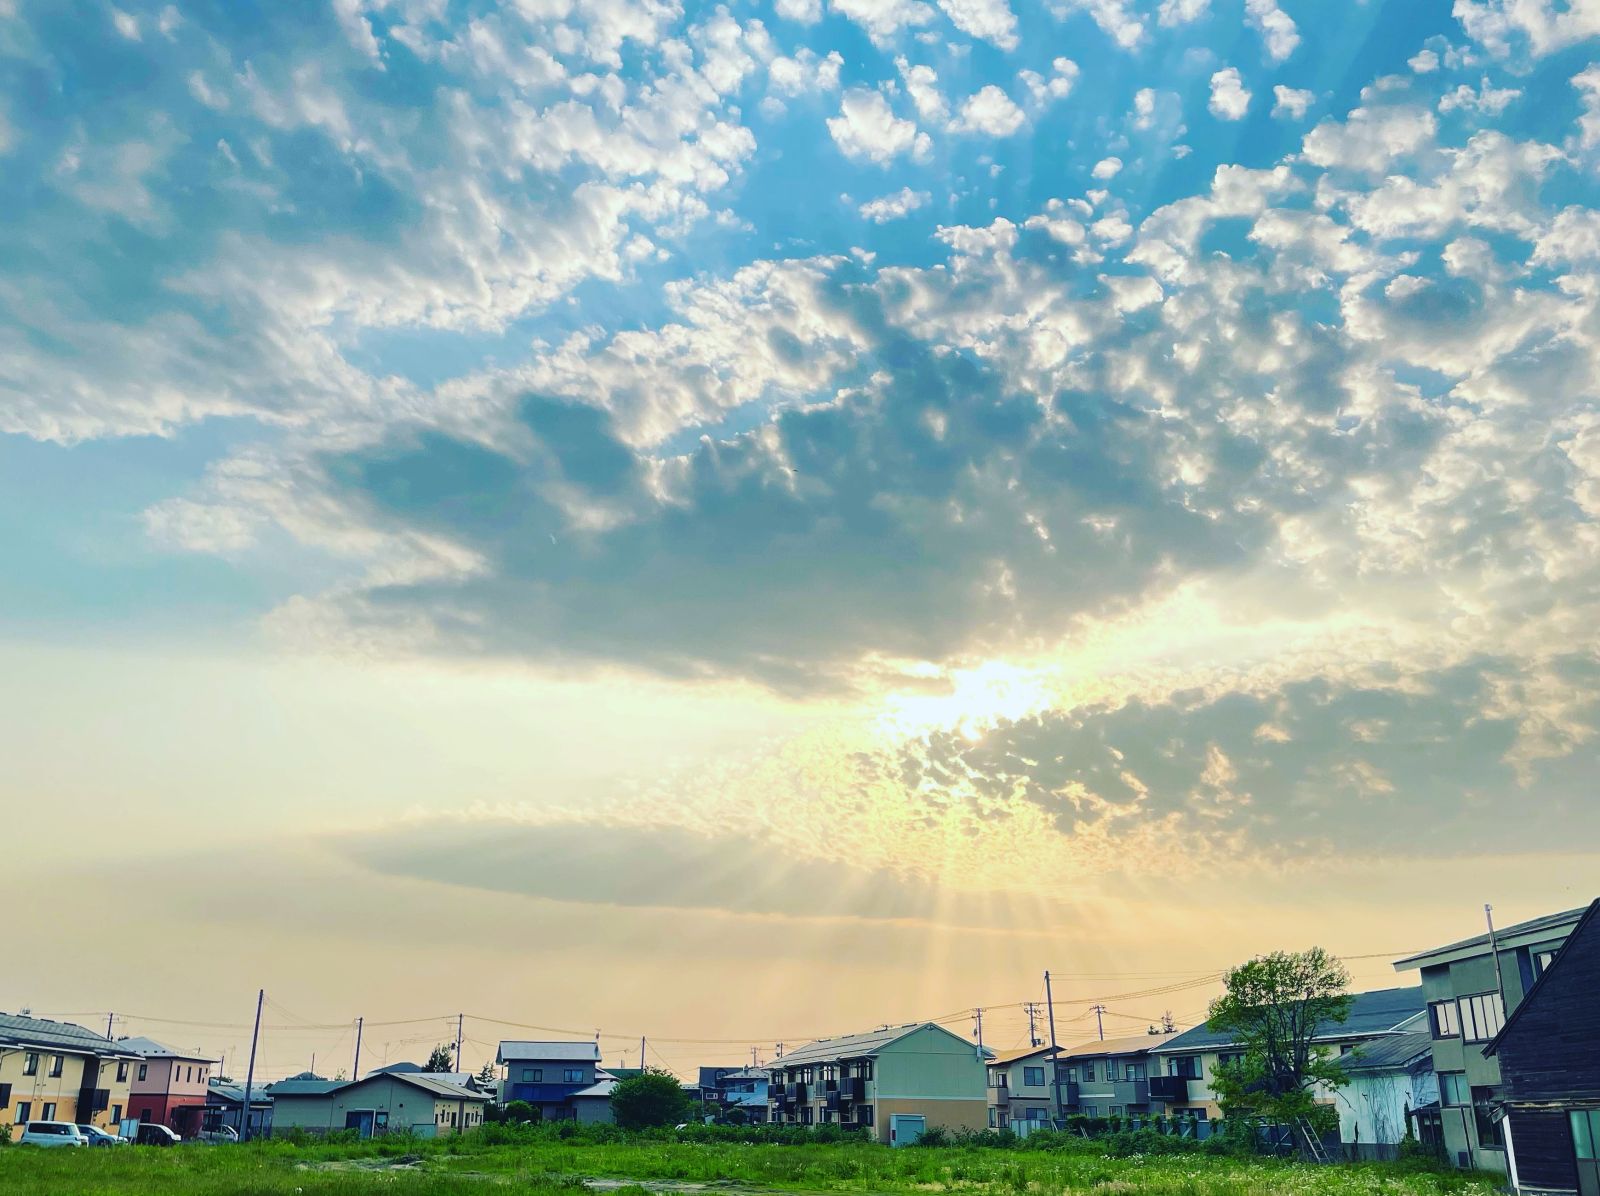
[0,1136,1504,1196]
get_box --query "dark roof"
[384,1073,489,1102]
[267,1078,347,1096]
[1059,1031,1182,1060]
[990,1045,1056,1066]
[207,1081,273,1106]
[1485,897,1600,1059]
[0,1013,141,1059]
[496,1040,600,1064]
[1342,1030,1435,1073]
[371,1061,423,1074]
[1160,986,1425,1053]
[774,1022,990,1067]
[1394,907,1589,971]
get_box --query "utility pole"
[1024,1002,1041,1047]
[1044,971,1062,1124]
[241,989,263,1145]
[1091,1005,1106,1041]
[455,1014,464,1073]
[352,1017,364,1082]
[972,1007,985,1059]
[1485,905,1507,1006]
[105,1012,114,1039]
[639,1036,646,1070]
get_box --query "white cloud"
[333,0,383,63]
[1048,0,1144,50]
[1209,67,1251,120]
[188,71,229,110]
[1302,103,1437,172]
[1158,0,1209,26]
[896,57,949,123]
[110,7,139,39]
[860,187,931,222]
[827,89,926,162]
[1092,156,1123,179]
[1272,85,1314,120]
[832,0,936,46]
[1455,0,1600,59]
[936,0,1018,49]
[1409,48,1440,72]
[1438,76,1523,115]
[775,0,823,21]
[1018,58,1079,108]
[952,85,1026,137]
[1244,0,1299,62]
[769,48,844,97]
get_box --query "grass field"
[0,1136,1505,1196]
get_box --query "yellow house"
[1,1012,141,1138]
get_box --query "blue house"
[495,1040,601,1121]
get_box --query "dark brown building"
[1485,898,1600,1196]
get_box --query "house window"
[1168,1056,1200,1079]
[1459,993,1505,1043]
[1429,1001,1460,1039]
[42,1102,56,1120]
[1472,1087,1503,1149]
[49,1056,63,1078]
[1065,1067,1078,1082]
[117,1062,129,1082]
[23,1053,38,1076]
[1082,1063,1096,1082]
[1105,1062,1119,1081]
[138,1064,148,1082]
[801,1106,813,1124]
[1127,1062,1146,1081]
[1080,1104,1098,1117]
[17,1101,31,1124]
[563,1069,583,1083]
[1572,1110,1599,1161]
[1023,1066,1045,1086]
[1110,1106,1124,1116]
[522,1068,542,1082]
[1216,1052,1245,1068]
[112,1104,122,1123]
[859,1105,874,1126]
[1440,1073,1470,1106]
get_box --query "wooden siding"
[1510,1110,1579,1193]
[1497,905,1600,1104]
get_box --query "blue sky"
[6,0,1600,1071]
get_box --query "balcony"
[840,1078,865,1102]
[1057,1080,1079,1107]
[1148,1077,1188,1103]
[785,1083,808,1103]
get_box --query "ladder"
[1295,1118,1331,1164]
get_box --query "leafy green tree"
[424,1044,456,1073]
[611,1068,693,1130]
[502,1100,536,1124]
[475,1062,499,1090]
[1206,947,1353,1124]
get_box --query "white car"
[19,1121,86,1147]
[78,1125,129,1146]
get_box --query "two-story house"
[1058,1031,1182,1119]
[986,1045,1057,1130]
[120,1035,219,1136]
[1394,905,1588,1174]
[697,1066,769,1123]
[1481,896,1600,1196]
[1150,986,1426,1122]
[495,1040,601,1122]
[0,1012,140,1138]
[768,1021,990,1145]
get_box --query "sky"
[4,0,1600,1081]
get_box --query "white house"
[1335,1019,1436,1160]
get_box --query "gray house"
[496,1040,601,1121]
[1394,905,1588,1173]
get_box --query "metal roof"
[1058,1030,1183,1060]
[773,1022,988,1067]
[1341,1030,1435,1073]
[267,1078,348,1096]
[0,1013,141,1059]
[1159,986,1425,1053]
[118,1035,218,1063]
[206,1082,273,1106]
[989,1044,1056,1066]
[1393,907,1588,971]
[571,1079,617,1099]
[496,1040,601,1064]
[386,1073,489,1101]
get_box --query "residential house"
[367,1062,486,1090]
[267,1071,488,1137]
[768,1021,991,1145]
[1394,905,1588,1174]
[1058,1031,1183,1120]
[1151,986,1426,1121]
[120,1035,218,1136]
[570,1076,618,1124]
[697,1066,769,1123]
[1334,1019,1437,1160]
[986,1045,1057,1130]
[496,1040,602,1121]
[0,1012,140,1138]
[204,1079,274,1138]
[1482,897,1600,1196]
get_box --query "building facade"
[768,1022,990,1145]
[1058,1031,1182,1120]
[1151,986,1426,1121]
[697,1066,769,1123]
[496,1040,602,1121]
[1483,898,1600,1196]
[268,1072,487,1137]
[0,1012,139,1138]
[204,1079,274,1138]
[1334,1022,1437,1160]
[120,1036,219,1136]
[987,1045,1056,1130]
[1395,906,1587,1174]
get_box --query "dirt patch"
[296,1154,427,1172]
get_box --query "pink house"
[119,1036,217,1137]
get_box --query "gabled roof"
[1484,897,1600,1059]
[118,1035,218,1063]
[371,1061,423,1074]
[1059,1031,1183,1060]
[1394,907,1588,972]
[990,1044,1056,1066]
[384,1072,489,1102]
[1158,986,1424,1053]
[267,1078,347,1096]
[496,1040,600,1064]
[0,1013,141,1059]
[774,1021,990,1067]
[1342,1030,1435,1074]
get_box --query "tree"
[424,1044,456,1073]
[1206,947,1353,1124]
[502,1100,536,1124]
[475,1062,498,1091]
[610,1068,693,1130]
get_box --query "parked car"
[135,1123,182,1146]
[18,1121,86,1147]
[77,1125,129,1146]
[197,1125,239,1143]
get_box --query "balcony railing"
[840,1078,866,1102]
[1148,1076,1188,1103]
